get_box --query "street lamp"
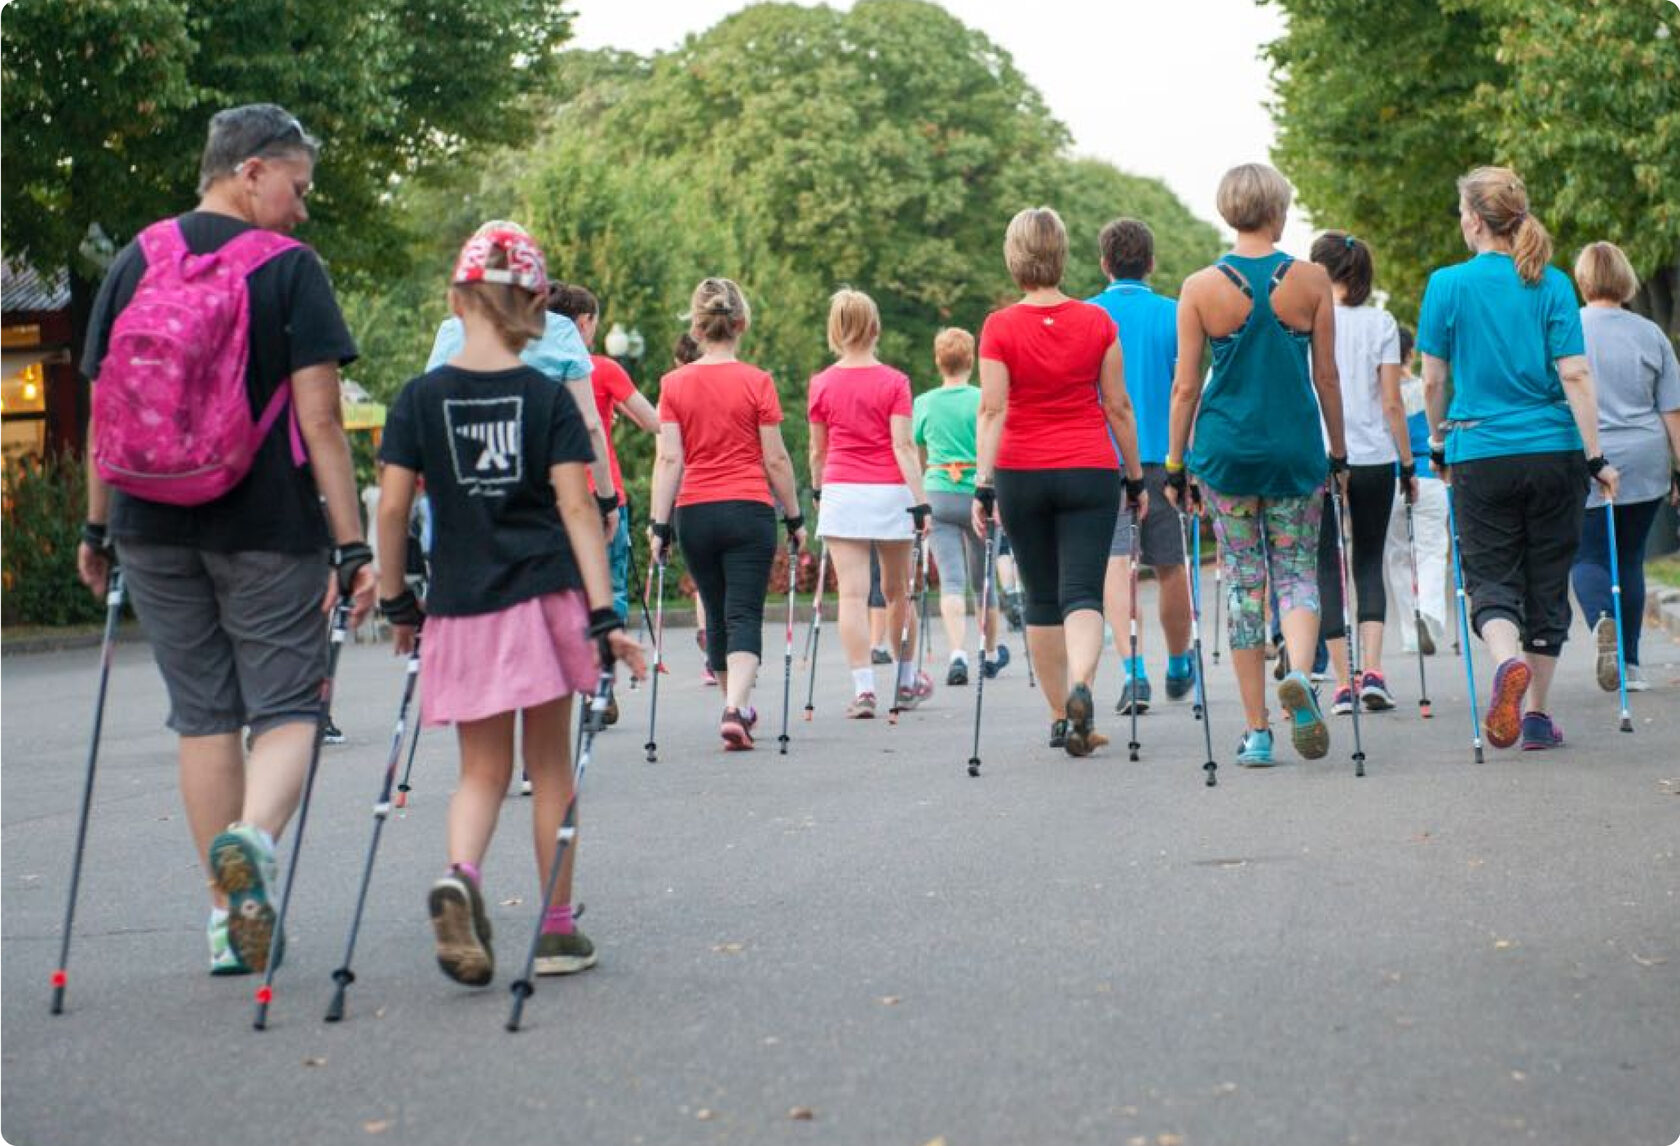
[603,322,630,359]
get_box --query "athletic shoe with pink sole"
[1519,711,1564,751]
[1484,658,1532,749]
[720,707,755,750]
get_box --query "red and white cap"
[452,223,548,293]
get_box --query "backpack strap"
[136,219,189,271]
[210,228,303,279]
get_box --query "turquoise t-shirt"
[1415,252,1584,464]
[912,384,982,494]
[1085,280,1177,464]
[426,311,594,383]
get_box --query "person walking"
[809,288,933,717]
[650,278,806,749]
[1163,163,1347,767]
[1419,166,1618,751]
[1307,232,1416,714]
[1568,241,1680,693]
[971,207,1147,757]
[912,326,1009,686]
[1086,219,1193,714]
[1382,327,1452,655]
[76,104,374,974]
[376,224,644,985]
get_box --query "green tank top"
[1187,252,1327,498]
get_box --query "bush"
[2,451,106,627]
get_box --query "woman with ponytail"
[1418,166,1618,753]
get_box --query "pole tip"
[1619,718,1634,733]
[967,760,981,777]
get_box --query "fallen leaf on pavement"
[1158,1135,1185,1146]
[363,1120,391,1135]
[1630,952,1668,967]
[303,1056,327,1068]
[789,1106,815,1121]
[695,1109,714,1121]
[713,942,746,955]
[1493,938,1516,950]
[879,995,901,1006]
[500,897,522,907]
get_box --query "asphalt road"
[4,590,1677,1146]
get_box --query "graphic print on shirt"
[444,397,524,496]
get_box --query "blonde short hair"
[1573,241,1638,305]
[1216,163,1293,234]
[826,288,880,355]
[933,327,975,377]
[1004,207,1068,290]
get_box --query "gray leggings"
[928,491,986,598]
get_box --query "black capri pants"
[994,467,1120,626]
[1453,450,1588,656]
[675,499,777,672]
[1316,463,1396,639]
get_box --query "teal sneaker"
[1276,670,1330,760]
[533,928,598,976]
[209,823,282,973]
[207,911,249,976]
[1235,728,1275,767]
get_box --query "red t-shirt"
[807,363,913,485]
[978,300,1119,471]
[588,354,637,505]
[657,361,782,507]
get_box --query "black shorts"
[995,467,1120,626]
[675,500,776,670]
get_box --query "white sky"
[569,0,1316,252]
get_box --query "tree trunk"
[1632,257,1678,350]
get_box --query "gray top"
[1581,306,1680,507]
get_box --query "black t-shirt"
[378,364,594,617]
[82,211,359,553]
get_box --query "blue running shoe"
[1276,670,1330,760]
[1519,711,1564,751]
[982,644,1011,679]
[1235,728,1275,767]
[1116,675,1152,715]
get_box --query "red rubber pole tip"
[395,794,407,808]
[50,969,68,988]
[255,985,273,1004]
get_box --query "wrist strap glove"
[783,514,804,539]
[1123,477,1145,511]
[331,541,373,596]
[81,521,112,553]
[587,606,625,641]
[596,493,619,521]
[1586,455,1610,477]
[1399,462,1417,483]
[379,588,424,628]
[908,503,932,529]
[973,485,997,515]
[1328,454,1349,476]
[650,521,674,545]
[1164,468,1188,503]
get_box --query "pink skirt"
[420,591,599,726]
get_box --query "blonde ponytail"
[1510,215,1553,286]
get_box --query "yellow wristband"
[1164,458,1185,473]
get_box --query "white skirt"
[817,482,913,540]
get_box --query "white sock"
[949,650,967,664]
[852,668,875,696]
[897,661,917,687]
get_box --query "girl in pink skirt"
[375,222,645,987]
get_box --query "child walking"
[376,223,645,986]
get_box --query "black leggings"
[994,467,1120,626]
[1317,464,1396,638]
[675,500,776,672]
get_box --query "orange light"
[21,382,38,401]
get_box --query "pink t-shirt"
[807,363,912,485]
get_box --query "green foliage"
[1265,0,1680,336]
[2,452,106,627]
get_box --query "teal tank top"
[1187,252,1328,499]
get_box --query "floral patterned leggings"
[1204,488,1323,651]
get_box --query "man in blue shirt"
[1088,219,1193,714]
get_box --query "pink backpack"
[93,218,306,506]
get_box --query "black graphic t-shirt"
[379,364,595,616]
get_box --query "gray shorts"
[116,542,329,737]
[928,491,986,597]
[1108,464,1186,566]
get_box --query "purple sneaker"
[1519,711,1563,751]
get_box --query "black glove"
[596,493,619,521]
[331,541,373,596]
[587,606,624,641]
[812,488,822,503]
[650,521,674,545]
[784,514,805,540]
[1123,476,1145,512]
[974,485,997,515]
[81,521,113,554]
[379,588,424,628]
[1399,462,1417,483]
[908,503,932,529]
[1430,446,1448,471]
[1164,468,1188,504]
[1328,454,1349,476]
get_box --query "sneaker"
[1276,671,1330,760]
[894,671,934,712]
[520,770,532,796]
[1626,664,1650,692]
[720,707,755,751]
[982,644,1011,679]
[1048,719,1069,748]
[1593,615,1619,692]
[1003,591,1026,633]
[207,912,249,976]
[533,928,597,976]
[1519,711,1564,751]
[871,646,894,665]
[1416,618,1436,656]
[1116,676,1152,715]
[1164,660,1194,701]
[1064,683,1099,757]
[947,657,969,687]
[1272,643,1290,682]
[1484,658,1532,749]
[1310,643,1330,683]
[1359,671,1396,711]
[1235,728,1275,767]
[702,665,718,687]
[603,692,619,727]
[696,629,708,654]
[208,824,281,974]
[321,719,346,745]
[1330,686,1355,716]
[846,693,878,719]
[428,867,494,986]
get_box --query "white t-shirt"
[1332,304,1403,464]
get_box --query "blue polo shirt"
[1086,279,1177,464]
[1415,252,1583,463]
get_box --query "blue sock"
[1124,656,1146,681]
[1167,652,1193,678]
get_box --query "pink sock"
[454,861,481,887]
[541,903,574,936]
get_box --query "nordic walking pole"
[325,635,422,1022]
[889,507,930,725]
[803,545,828,720]
[625,537,658,690]
[507,648,616,1032]
[1602,497,1634,733]
[1445,483,1485,763]
[644,549,667,763]
[1211,548,1223,664]
[50,564,125,1016]
[254,597,353,1031]
[1126,516,1142,762]
[968,517,999,778]
[916,537,931,681]
[1328,479,1367,777]
[778,536,799,755]
[1404,499,1433,719]
[1184,508,1218,787]
[393,708,423,811]
[1190,521,1206,720]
